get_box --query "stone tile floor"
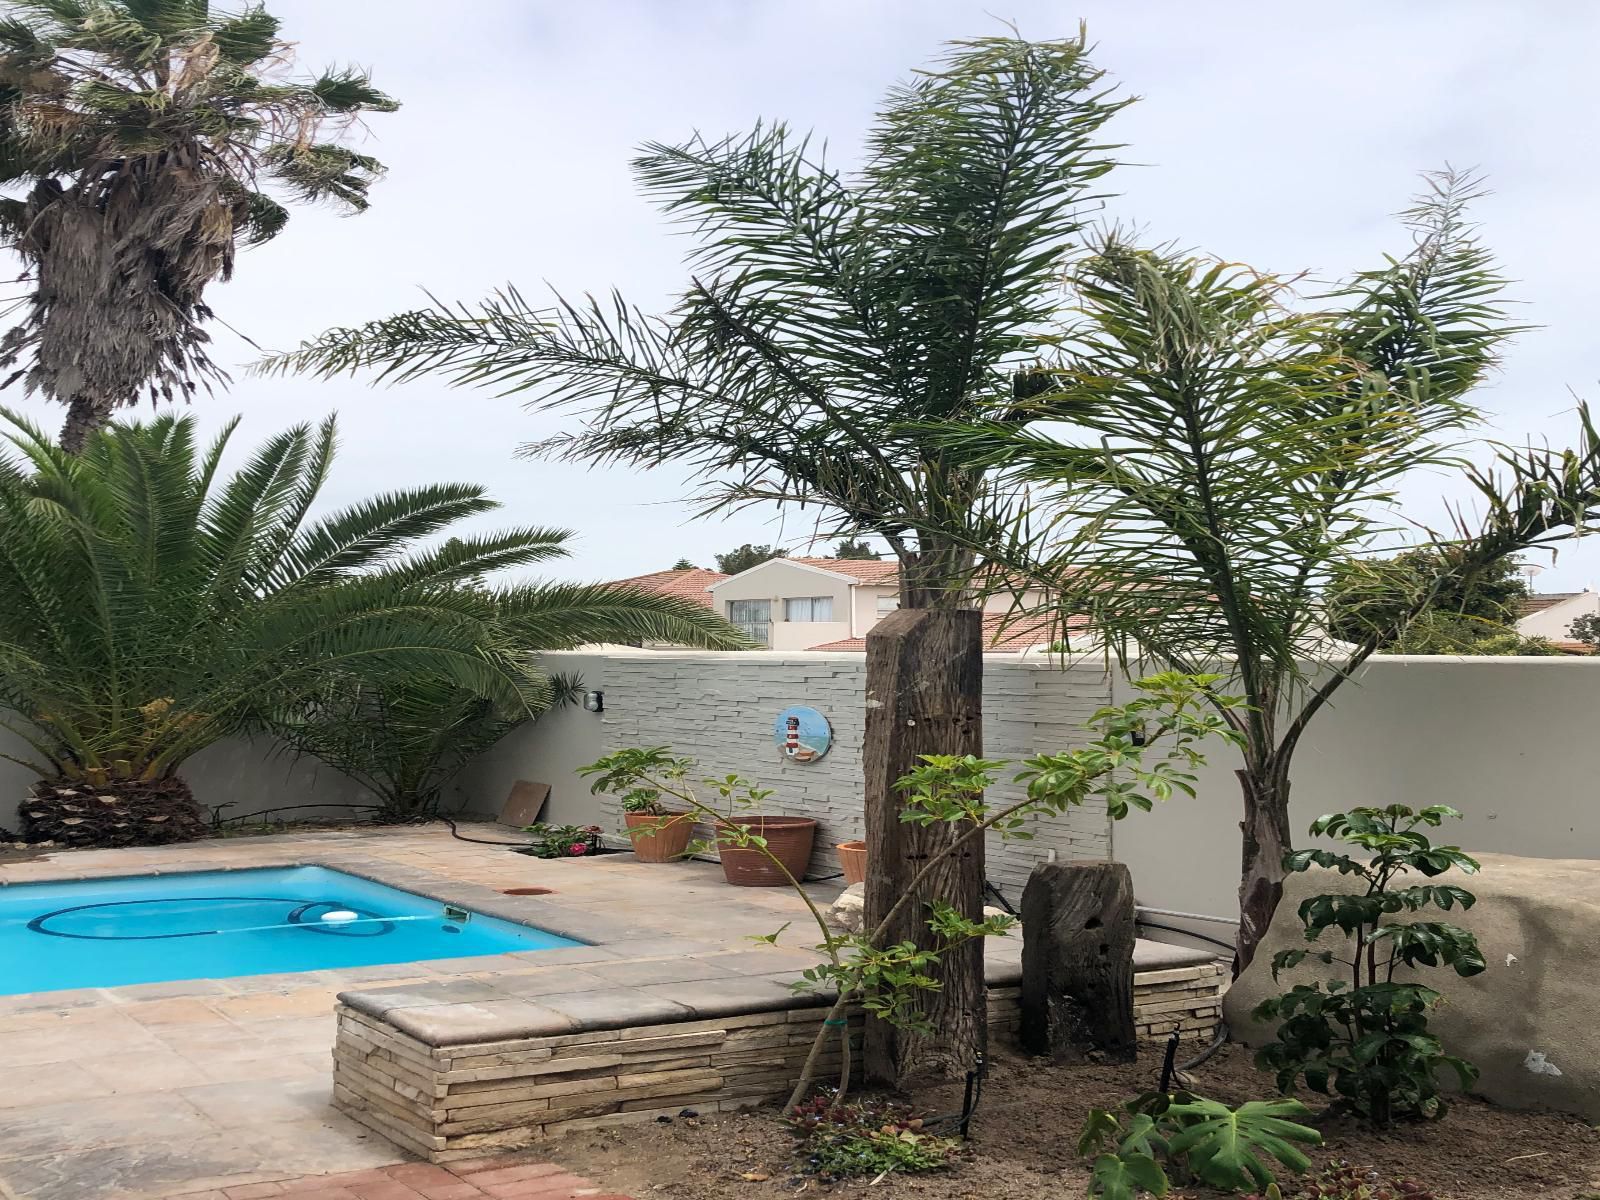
[0,827,847,1199]
[0,826,1205,1199]
[163,1158,629,1199]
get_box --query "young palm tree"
[0,410,744,845]
[939,175,1600,972]
[265,33,1126,1087]
[0,0,398,450]
[273,580,751,821]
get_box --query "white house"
[612,557,1070,652]
[1516,590,1599,644]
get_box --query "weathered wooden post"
[1020,860,1137,1063]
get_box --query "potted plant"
[836,839,867,885]
[717,812,818,886]
[620,787,695,863]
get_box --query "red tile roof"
[1519,592,1584,615]
[786,557,901,584]
[1549,640,1596,655]
[808,611,1089,653]
[605,567,726,610]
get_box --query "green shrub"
[788,1090,962,1178]
[1079,1091,1321,1197]
[1252,805,1485,1126]
[520,822,604,859]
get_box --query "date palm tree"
[264,32,1126,1088]
[0,0,398,449]
[0,410,743,845]
[938,174,1600,972]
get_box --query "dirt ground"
[552,1045,1600,1200]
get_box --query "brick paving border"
[163,1157,631,1200]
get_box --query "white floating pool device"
[320,910,360,924]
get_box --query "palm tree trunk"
[22,775,206,846]
[1234,763,1293,976]
[862,605,986,1087]
[58,394,112,453]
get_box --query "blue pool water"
[0,865,580,995]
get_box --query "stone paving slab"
[160,1157,631,1199]
[0,826,1222,1198]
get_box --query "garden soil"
[553,1044,1600,1199]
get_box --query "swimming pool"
[0,865,581,995]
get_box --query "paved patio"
[0,826,1216,1198]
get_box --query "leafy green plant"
[1253,805,1485,1126]
[581,671,1243,1109]
[1246,1160,1435,1199]
[1079,1092,1321,1197]
[520,823,605,860]
[788,1090,961,1178]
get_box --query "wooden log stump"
[863,606,985,1087]
[1020,860,1137,1063]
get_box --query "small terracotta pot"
[837,840,867,886]
[717,815,818,886]
[624,811,694,863]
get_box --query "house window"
[727,599,772,646]
[784,596,834,622]
[876,594,899,617]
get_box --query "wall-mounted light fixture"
[582,690,605,713]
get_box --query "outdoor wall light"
[582,690,604,713]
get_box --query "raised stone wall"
[332,967,1224,1161]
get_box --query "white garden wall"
[451,650,1600,922]
[449,649,1116,893]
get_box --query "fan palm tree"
[265,33,1128,1087]
[0,410,744,845]
[935,174,1600,972]
[0,0,398,450]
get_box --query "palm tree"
[0,0,398,450]
[272,581,752,821]
[938,174,1600,972]
[265,33,1127,1087]
[0,409,744,845]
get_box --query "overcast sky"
[8,1,1600,587]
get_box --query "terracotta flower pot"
[624,811,694,863]
[716,815,818,886]
[837,840,867,886]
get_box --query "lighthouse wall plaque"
[772,705,832,763]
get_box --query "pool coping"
[0,837,1222,1049]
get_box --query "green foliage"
[1325,550,1528,646]
[1246,1160,1435,1199]
[833,538,880,560]
[788,1090,962,1178]
[713,544,786,575]
[1569,611,1600,647]
[1253,805,1484,1126]
[1079,1092,1321,1197]
[0,0,398,441]
[580,674,1242,1103]
[0,410,745,795]
[270,580,743,819]
[519,822,604,859]
[670,557,697,570]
